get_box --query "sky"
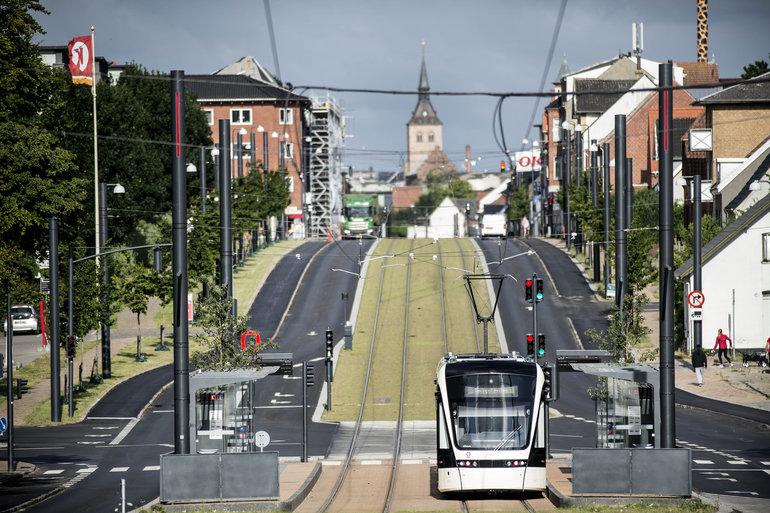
[37,0,770,172]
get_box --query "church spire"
[418,40,430,94]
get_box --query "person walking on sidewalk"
[691,346,707,386]
[712,329,733,367]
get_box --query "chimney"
[697,0,709,63]
[465,144,472,175]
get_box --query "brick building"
[185,68,311,220]
[598,88,703,188]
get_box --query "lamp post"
[258,125,267,170]
[197,148,206,213]
[211,147,220,192]
[590,141,600,282]
[98,181,125,379]
[235,127,247,178]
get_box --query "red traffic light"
[500,160,506,172]
[526,334,534,342]
[525,279,533,287]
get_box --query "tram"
[435,353,547,493]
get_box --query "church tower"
[407,43,443,176]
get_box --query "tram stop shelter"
[556,350,691,497]
[160,354,294,504]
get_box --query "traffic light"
[325,328,334,361]
[537,333,546,357]
[535,279,544,302]
[500,160,506,173]
[305,363,314,387]
[66,335,76,359]
[542,363,558,402]
[526,334,535,357]
[16,378,30,399]
[525,279,534,303]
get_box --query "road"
[4,332,48,367]
[479,237,770,501]
[1,239,369,513]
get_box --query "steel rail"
[316,239,393,513]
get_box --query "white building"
[675,194,770,350]
[406,197,473,239]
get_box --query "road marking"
[699,472,729,476]
[87,417,135,420]
[254,405,303,409]
[693,460,714,465]
[109,467,129,473]
[761,461,770,466]
[151,410,174,413]
[566,317,584,350]
[270,399,292,405]
[282,375,302,380]
[85,434,112,438]
[76,467,97,474]
[92,426,119,430]
[309,356,325,363]
[322,461,342,466]
[360,460,382,465]
[727,460,748,465]
[273,392,294,398]
[551,434,584,438]
[142,465,160,471]
[726,491,759,495]
[43,470,64,475]
[77,441,104,445]
[401,459,422,465]
[110,417,139,445]
[707,478,737,482]
[764,470,770,476]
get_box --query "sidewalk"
[537,236,770,415]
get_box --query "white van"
[480,207,507,237]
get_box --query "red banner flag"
[67,35,93,86]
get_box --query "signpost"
[0,417,6,435]
[254,430,270,452]
[687,289,705,309]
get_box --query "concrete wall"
[685,209,770,350]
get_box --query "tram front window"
[447,372,535,450]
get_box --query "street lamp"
[211,147,220,191]
[234,127,247,178]
[186,163,197,173]
[98,181,125,379]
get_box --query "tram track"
[316,238,414,513]
[454,237,481,353]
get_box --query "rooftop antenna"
[632,22,644,71]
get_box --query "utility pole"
[49,218,61,422]
[602,143,611,296]
[219,119,234,313]
[563,126,571,249]
[199,146,207,213]
[590,141,600,282]
[6,296,14,470]
[171,70,190,454]
[658,61,676,449]
[540,141,548,237]
[67,248,75,417]
[236,128,244,178]
[693,174,702,350]
[626,158,634,239]
[614,115,628,320]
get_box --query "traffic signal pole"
[6,296,14,470]
[693,174,702,350]
[532,274,538,358]
[67,248,75,417]
[614,115,628,324]
[49,217,61,422]
[302,362,309,462]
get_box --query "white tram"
[435,353,547,493]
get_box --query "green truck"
[342,194,375,238]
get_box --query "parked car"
[2,304,40,334]
[480,205,507,238]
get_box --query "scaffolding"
[307,96,345,238]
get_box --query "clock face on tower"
[422,110,427,117]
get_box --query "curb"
[0,482,65,513]
[278,461,322,511]
[547,480,703,508]
[530,237,608,303]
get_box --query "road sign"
[0,417,7,435]
[687,290,705,309]
[254,430,270,451]
[606,284,616,298]
[690,309,703,321]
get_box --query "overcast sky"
[38,0,770,171]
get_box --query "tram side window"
[447,372,536,450]
[437,400,449,449]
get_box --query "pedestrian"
[691,345,707,386]
[712,328,733,367]
[521,216,530,238]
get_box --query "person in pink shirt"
[712,329,733,367]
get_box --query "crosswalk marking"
[693,460,714,465]
[76,467,97,474]
[43,469,64,475]
[360,460,382,465]
[761,461,770,466]
[727,460,748,465]
[109,467,129,472]
[401,459,422,465]
[322,461,342,466]
[142,465,160,471]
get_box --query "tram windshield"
[446,372,536,450]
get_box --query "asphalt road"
[479,237,770,500]
[1,239,370,512]
[4,332,48,367]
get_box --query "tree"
[742,54,769,79]
[586,292,652,363]
[191,285,270,371]
[415,174,474,210]
[114,263,155,342]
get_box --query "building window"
[428,132,435,143]
[204,109,214,126]
[280,141,294,159]
[279,108,293,125]
[763,233,770,262]
[230,108,251,125]
[286,175,294,193]
[416,132,423,143]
